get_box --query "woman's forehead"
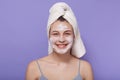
[50,21,73,31]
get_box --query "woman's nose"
[59,35,65,42]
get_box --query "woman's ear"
[74,34,75,39]
[73,33,75,40]
[49,26,51,38]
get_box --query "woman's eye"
[65,33,71,35]
[52,33,59,35]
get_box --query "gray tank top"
[36,60,82,80]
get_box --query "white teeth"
[57,44,66,48]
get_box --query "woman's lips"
[56,44,68,48]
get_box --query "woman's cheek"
[65,36,74,43]
[50,37,58,44]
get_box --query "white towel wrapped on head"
[47,2,86,58]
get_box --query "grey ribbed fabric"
[36,60,82,80]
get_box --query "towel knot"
[49,2,70,16]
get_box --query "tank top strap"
[78,60,80,74]
[36,60,43,75]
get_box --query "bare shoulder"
[80,60,92,69]
[26,56,49,71]
[80,59,94,80]
[27,60,37,68]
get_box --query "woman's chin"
[53,49,69,55]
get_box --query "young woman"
[26,2,93,80]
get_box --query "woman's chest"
[42,66,78,80]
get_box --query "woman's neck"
[50,51,74,64]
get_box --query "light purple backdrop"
[0,0,120,80]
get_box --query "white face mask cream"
[49,21,74,54]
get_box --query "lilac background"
[0,0,120,80]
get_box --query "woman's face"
[49,20,74,54]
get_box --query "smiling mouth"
[56,44,68,48]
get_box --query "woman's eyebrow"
[51,31,58,33]
[51,30,72,32]
[64,30,72,32]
